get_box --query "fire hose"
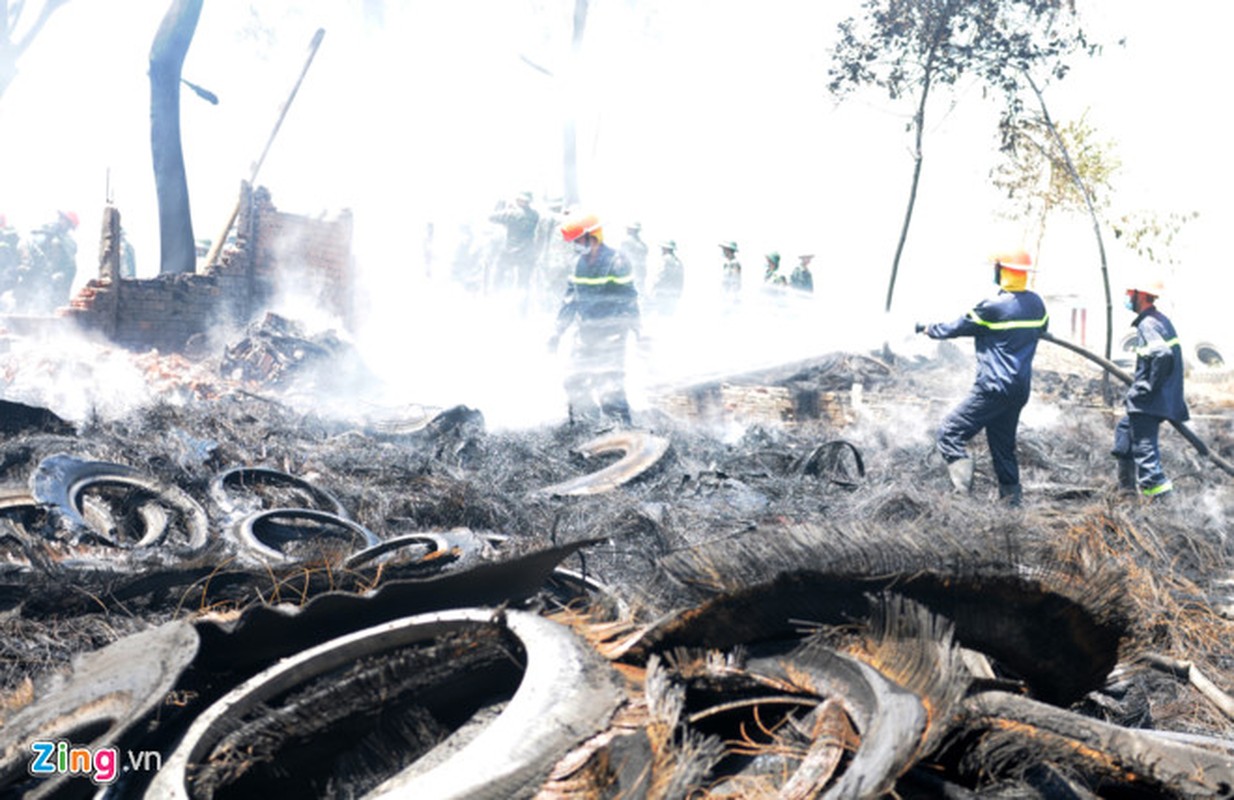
[1040,331,1234,478]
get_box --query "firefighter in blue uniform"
[547,212,641,426]
[915,249,1049,506]
[1111,277,1187,500]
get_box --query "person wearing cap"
[488,190,540,299]
[650,239,684,316]
[790,253,814,294]
[1111,277,1188,500]
[762,251,787,287]
[719,241,741,302]
[619,221,649,292]
[914,249,1049,506]
[548,212,641,426]
[19,210,78,312]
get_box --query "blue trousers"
[1112,413,1170,494]
[565,325,631,425]
[937,389,1026,488]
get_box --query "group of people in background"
[716,241,814,306]
[452,192,818,322]
[0,210,80,315]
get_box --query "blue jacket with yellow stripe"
[1126,307,1189,421]
[926,289,1049,399]
[554,243,640,337]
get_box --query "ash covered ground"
[2,316,1233,798]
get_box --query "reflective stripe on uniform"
[1142,480,1173,497]
[965,311,1050,331]
[1134,337,1180,356]
[570,274,634,285]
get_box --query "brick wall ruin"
[59,183,354,355]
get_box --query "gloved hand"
[914,322,927,334]
[546,334,561,353]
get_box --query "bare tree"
[829,0,1097,315]
[149,0,201,275]
[0,0,72,100]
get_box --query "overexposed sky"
[0,0,1226,405]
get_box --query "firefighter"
[1111,277,1188,500]
[915,249,1049,506]
[547,213,641,427]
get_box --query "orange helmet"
[989,248,1033,270]
[561,212,602,243]
[58,210,79,229]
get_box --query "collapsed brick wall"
[62,183,354,354]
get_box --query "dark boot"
[1115,457,1136,496]
[998,483,1023,507]
[947,458,974,494]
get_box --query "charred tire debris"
[0,347,1231,798]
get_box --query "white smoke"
[0,1,1230,431]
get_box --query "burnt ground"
[1,328,1232,798]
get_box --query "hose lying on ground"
[1040,331,1234,479]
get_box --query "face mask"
[1124,294,1135,312]
[573,241,590,255]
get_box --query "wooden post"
[203,28,325,270]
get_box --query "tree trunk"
[562,0,588,207]
[149,0,202,275]
[884,64,933,314]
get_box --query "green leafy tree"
[1111,209,1199,267]
[992,110,1120,260]
[829,0,1096,314]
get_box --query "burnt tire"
[0,621,199,799]
[208,466,348,519]
[146,608,625,800]
[29,453,208,551]
[1194,341,1225,368]
[229,507,380,564]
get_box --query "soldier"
[619,221,649,292]
[488,190,540,298]
[20,210,78,312]
[762,251,787,287]
[535,197,573,312]
[790,253,815,294]
[719,240,741,302]
[650,239,684,317]
[0,215,20,304]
